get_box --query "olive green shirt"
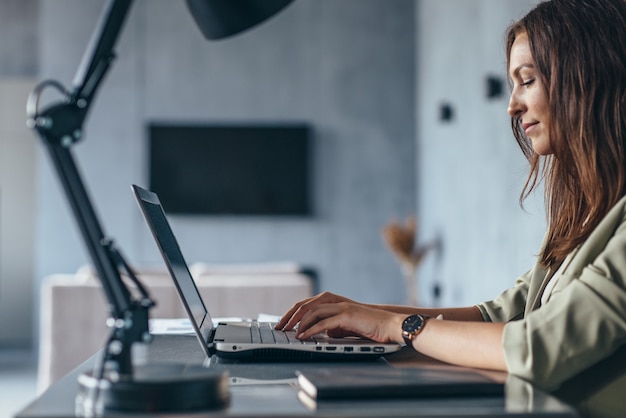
[477,196,626,418]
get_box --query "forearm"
[374,305,507,370]
[288,295,507,371]
[366,304,485,322]
[401,317,507,371]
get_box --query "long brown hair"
[507,0,626,269]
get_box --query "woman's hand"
[275,292,507,371]
[275,291,405,343]
[275,292,357,332]
[295,301,405,343]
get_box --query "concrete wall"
[0,0,38,348]
[415,0,546,307]
[0,0,38,76]
[0,0,554,348]
[0,79,37,347]
[35,0,417,314]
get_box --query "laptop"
[132,184,402,361]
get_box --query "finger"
[275,304,300,329]
[281,305,308,331]
[276,292,336,330]
[297,315,342,340]
[297,303,347,339]
[275,299,309,330]
[282,295,331,330]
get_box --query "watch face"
[402,314,424,334]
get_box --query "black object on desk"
[296,366,504,401]
[75,365,229,414]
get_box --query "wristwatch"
[401,314,429,347]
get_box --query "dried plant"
[382,216,432,305]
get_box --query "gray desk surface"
[16,334,577,417]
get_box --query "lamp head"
[185,0,294,40]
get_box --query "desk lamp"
[26,0,294,414]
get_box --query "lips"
[522,122,538,135]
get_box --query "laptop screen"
[132,185,214,343]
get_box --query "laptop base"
[216,348,388,362]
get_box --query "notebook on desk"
[294,365,505,411]
[132,184,402,361]
[296,366,505,401]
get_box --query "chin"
[531,139,553,155]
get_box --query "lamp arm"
[72,0,133,103]
[27,0,153,377]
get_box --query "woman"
[276,0,626,416]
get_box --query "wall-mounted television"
[148,123,312,216]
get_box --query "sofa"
[38,262,315,392]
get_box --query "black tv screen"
[148,123,312,216]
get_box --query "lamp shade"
[185,0,294,40]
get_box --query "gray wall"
[35,0,417,311]
[0,0,38,348]
[0,0,38,76]
[0,0,553,348]
[415,0,546,307]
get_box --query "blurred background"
[0,0,544,415]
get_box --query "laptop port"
[373,347,385,353]
[344,347,353,352]
[359,347,371,352]
[325,346,337,351]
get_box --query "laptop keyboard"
[251,322,316,344]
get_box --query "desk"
[16,335,577,417]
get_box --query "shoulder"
[599,195,626,226]
[565,195,626,289]
[581,195,626,253]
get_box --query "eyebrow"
[510,63,535,78]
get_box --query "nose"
[507,88,525,117]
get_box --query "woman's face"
[507,32,553,155]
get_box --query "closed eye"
[521,79,535,87]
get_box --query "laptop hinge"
[207,344,217,356]
[207,328,217,356]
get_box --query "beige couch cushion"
[38,264,313,392]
